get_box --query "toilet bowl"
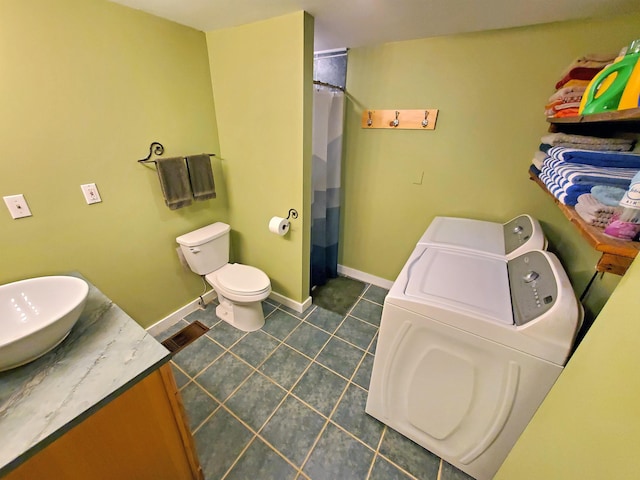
[206,263,271,331]
[176,222,272,332]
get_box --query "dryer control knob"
[523,271,539,283]
[513,225,524,234]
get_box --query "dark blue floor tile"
[284,322,330,358]
[261,309,302,340]
[368,333,378,354]
[304,307,345,334]
[260,396,326,467]
[335,315,378,350]
[379,427,441,480]
[184,303,220,328]
[303,423,374,480]
[331,384,383,449]
[225,372,287,431]
[171,362,190,388]
[172,335,224,377]
[262,301,277,318]
[196,352,253,401]
[206,320,247,348]
[194,408,253,480]
[441,461,475,480]
[225,438,297,480]
[350,299,383,327]
[259,344,311,390]
[292,363,347,417]
[231,330,280,367]
[369,456,415,480]
[352,353,374,390]
[362,285,389,305]
[316,337,365,379]
[180,381,218,431]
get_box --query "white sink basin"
[0,276,89,372]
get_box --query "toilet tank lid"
[176,222,230,247]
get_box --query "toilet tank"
[176,222,230,275]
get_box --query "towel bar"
[137,142,215,163]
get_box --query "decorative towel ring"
[286,209,299,220]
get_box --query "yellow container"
[619,59,640,110]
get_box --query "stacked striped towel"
[575,194,622,228]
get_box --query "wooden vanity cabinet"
[4,364,203,480]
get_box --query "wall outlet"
[3,194,32,219]
[80,183,102,204]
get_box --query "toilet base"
[215,296,265,332]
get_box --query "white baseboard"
[269,291,313,314]
[146,288,313,336]
[337,264,394,290]
[146,289,218,336]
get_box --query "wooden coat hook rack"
[361,109,439,130]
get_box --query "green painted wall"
[343,13,640,317]
[205,12,312,303]
[0,0,225,327]
[496,256,640,479]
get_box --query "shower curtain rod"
[313,80,345,92]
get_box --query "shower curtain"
[311,87,345,288]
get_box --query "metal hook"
[286,208,299,220]
[421,111,429,128]
[367,111,373,127]
[391,111,400,127]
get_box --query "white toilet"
[176,222,271,332]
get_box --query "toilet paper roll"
[269,216,290,236]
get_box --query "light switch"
[80,183,102,204]
[3,194,32,219]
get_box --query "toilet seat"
[206,263,271,302]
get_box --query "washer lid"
[217,264,270,294]
[418,217,505,255]
[404,247,513,325]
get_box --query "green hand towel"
[186,154,216,201]
[155,157,193,210]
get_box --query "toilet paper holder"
[286,208,299,220]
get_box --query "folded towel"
[555,53,616,89]
[155,157,193,210]
[542,156,636,187]
[576,194,619,215]
[186,154,216,201]
[541,133,634,151]
[591,185,627,206]
[541,145,640,168]
[539,169,593,206]
[574,203,610,228]
[532,151,547,170]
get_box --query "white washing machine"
[417,214,546,259]
[366,245,581,480]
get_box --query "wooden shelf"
[529,173,640,275]
[547,108,640,125]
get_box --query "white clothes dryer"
[366,245,581,480]
[417,214,546,259]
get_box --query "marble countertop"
[0,274,170,476]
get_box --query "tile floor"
[154,283,473,480]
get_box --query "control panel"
[508,251,558,326]
[503,215,535,255]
